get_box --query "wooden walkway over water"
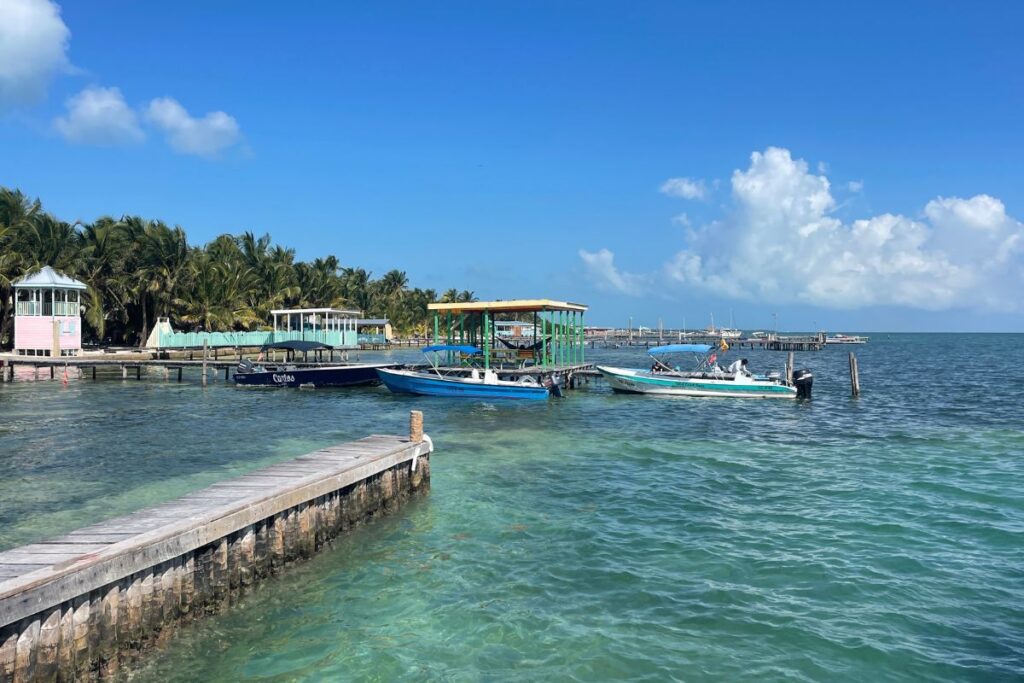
[0,353,354,383]
[0,417,432,680]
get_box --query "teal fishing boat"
[597,344,810,399]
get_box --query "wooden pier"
[0,413,432,681]
[0,351,361,384]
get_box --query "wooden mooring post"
[201,340,209,387]
[849,351,861,397]
[786,351,794,385]
[0,413,433,680]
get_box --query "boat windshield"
[421,345,483,377]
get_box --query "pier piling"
[849,352,861,397]
[410,410,423,442]
[201,340,209,387]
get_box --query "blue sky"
[2,1,1023,330]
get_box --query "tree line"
[0,187,475,347]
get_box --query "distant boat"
[597,343,806,399]
[376,345,556,400]
[705,312,742,339]
[825,334,869,344]
[233,341,397,387]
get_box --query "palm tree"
[175,255,259,332]
[141,223,189,317]
[79,217,126,341]
[339,267,372,312]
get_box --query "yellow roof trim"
[427,298,588,313]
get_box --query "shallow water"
[1,335,1022,681]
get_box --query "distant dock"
[0,413,432,680]
[586,332,828,352]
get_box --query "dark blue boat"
[232,341,397,388]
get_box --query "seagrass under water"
[1,334,1021,681]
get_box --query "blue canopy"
[648,344,713,355]
[422,344,482,355]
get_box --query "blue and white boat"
[597,344,804,399]
[376,345,554,400]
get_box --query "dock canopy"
[422,344,481,355]
[426,297,588,370]
[649,344,713,354]
[428,299,586,314]
[261,340,334,352]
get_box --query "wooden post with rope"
[409,410,423,443]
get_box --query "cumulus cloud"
[144,97,241,157]
[847,180,864,193]
[583,147,1024,311]
[578,248,650,296]
[53,86,144,144]
[660,177,708,200]
[0,0,70,106]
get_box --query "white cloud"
[144,97,241,157]
[53,86,144,144]
[0,0,70,106]
[583,147,1024,311]
[848,180,864,193]
[671,213,691,227]
[578,248,649,296]
[660,177,708,200]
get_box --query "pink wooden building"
[12,266,86,356]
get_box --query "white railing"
[15,302,79,316]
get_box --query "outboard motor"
[792,368,813,399]
[543,374,565,398]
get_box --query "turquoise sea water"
[1,334,1022,681]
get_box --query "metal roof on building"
[12,266,87,290]
[270,308,361,316]
[427,299,587,313]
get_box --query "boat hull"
[376,368,550,399]
[597,366,796,399]
[233,364,394,388]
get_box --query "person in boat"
[728,358,751,377]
